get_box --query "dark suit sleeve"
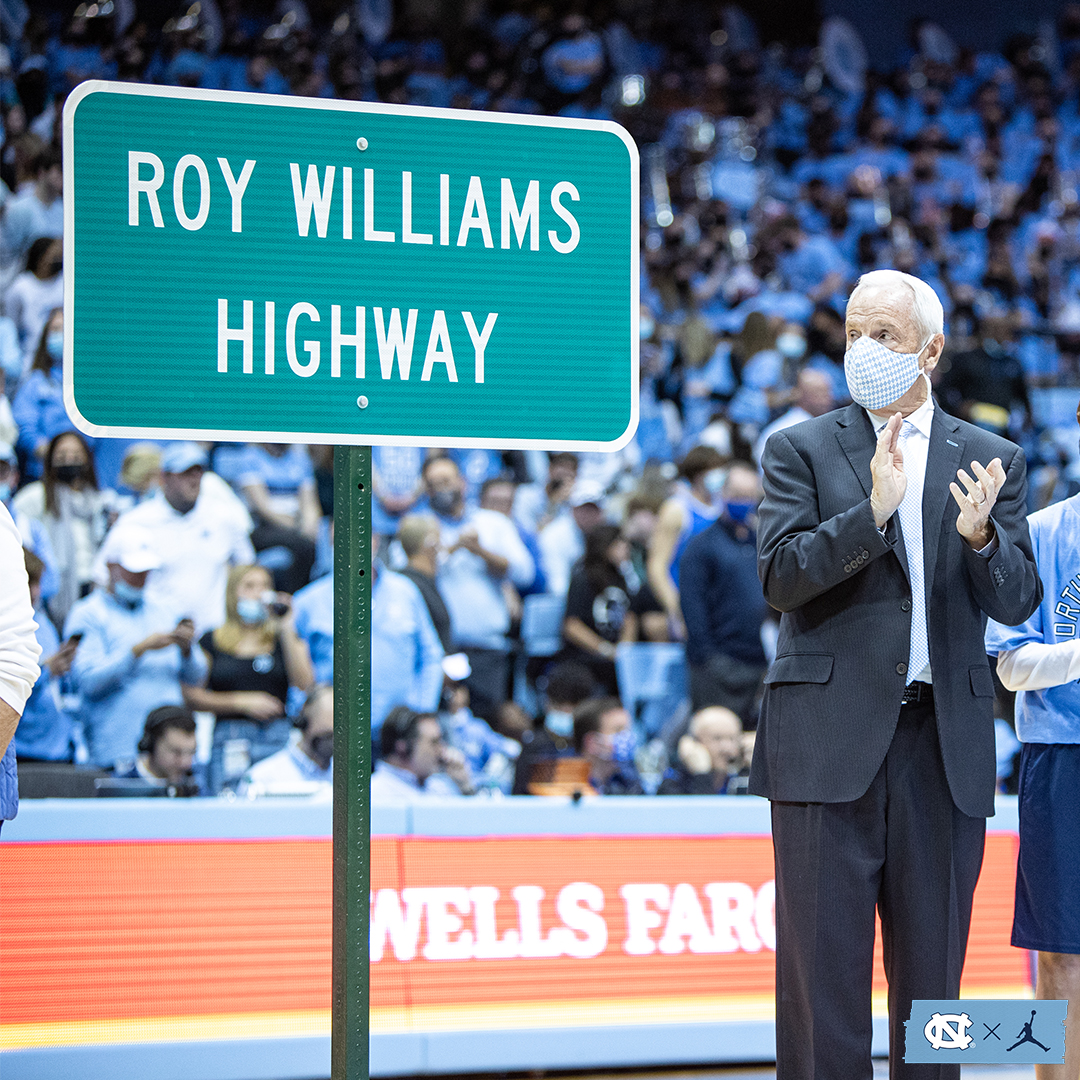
[959,444,1041,626]
[757,430,894,613]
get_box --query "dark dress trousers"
[750,402,1041,1079]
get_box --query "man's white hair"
[849,269,944,345]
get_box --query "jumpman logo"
[1006,1010,1052,1053]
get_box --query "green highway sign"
[62,82,638,450]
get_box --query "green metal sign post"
[332,446,371,1080]
[63,82,637,1080]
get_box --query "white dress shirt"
[867,385,935,685]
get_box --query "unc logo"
[252,654,273,674]
[923,1012,974,1050]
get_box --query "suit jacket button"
[901,599,911,612]
[896,662,908,675]
[860,548,869,557]
[844,563,852,572]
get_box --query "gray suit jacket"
[749,402,1041,817]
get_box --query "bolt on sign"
[62,82,638,449]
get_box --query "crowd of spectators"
[5,0,1080,798]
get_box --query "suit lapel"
[836,403,913,581]
[923,408,964,600]
[835,404,876,499]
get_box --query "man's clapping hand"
[870,413,907,528]
[950,458,1005,550]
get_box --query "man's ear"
[922,332,945,374]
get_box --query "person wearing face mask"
[774,323,807,363]
[96,442,255,635]
[12,308,92,478]
[63,526,206,770]
[646,444,725,641]
[239,684,335,796]
[183,564,314,795]
[752,269,1041,1080]
[679,462,768,721]
[13,430,112,627]
[512,661,595,795]
[571,697,643,796]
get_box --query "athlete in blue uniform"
[986,483,1080,1080]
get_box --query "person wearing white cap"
[63,525,207,769]
[536,478,606,597]
[96,442,254,634]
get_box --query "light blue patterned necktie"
[896,421,929,684]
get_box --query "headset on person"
[138,705,196,753]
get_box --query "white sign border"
[62,80,639,451]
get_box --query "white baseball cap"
[100,525,163,573]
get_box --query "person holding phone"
[183,564,313,794]
[64,526,205,769]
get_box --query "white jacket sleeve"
[996,640,1080,692]
[0,503,41,714]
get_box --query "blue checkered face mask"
[844,334,931,411]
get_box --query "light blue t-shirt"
[985,493,1080,743]
[64,591,207,767]
[293,570,445,737]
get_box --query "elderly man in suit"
[751,269,1041,1079]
